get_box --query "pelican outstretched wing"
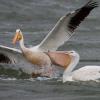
[0,45,24,64]
[38,0,98,51]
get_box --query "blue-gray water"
[0,0,100,100]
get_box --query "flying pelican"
[0,0,98,77]
[63,51,100,82]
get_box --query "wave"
[0,77,17,81]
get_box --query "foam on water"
[0,77,17,81]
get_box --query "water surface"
[0,0,100,100]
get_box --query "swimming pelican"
[0,0,98,77]
[63,51,100,82]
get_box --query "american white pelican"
[0,0,98,78]
[63,51,100,82]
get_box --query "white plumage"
[63,51,100,82]
[0,0,99,78]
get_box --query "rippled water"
[0,0,100,100]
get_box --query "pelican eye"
[70,51,74,53]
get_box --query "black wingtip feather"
[85,0,98,8]
[68,0,98,32]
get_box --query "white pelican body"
[72,66,100,81]
[63,51,100,82]
[0,0,98,77]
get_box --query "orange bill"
[12,32,19,44]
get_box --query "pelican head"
[12,29,23,44]
[67,50,80,58]
[66,50,80,68]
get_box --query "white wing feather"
[38,15,73,51]
[0,45,24,64]
[38,0,98,51]
[0,45,38,74]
